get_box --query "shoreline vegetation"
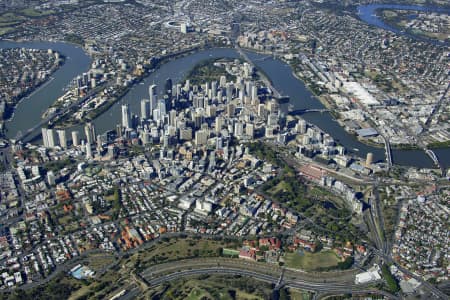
[0,51,65,122]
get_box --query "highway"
[137,264,398,299]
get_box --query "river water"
[1,4,449,169]
[357,4,450,46]
[0,41,91,139]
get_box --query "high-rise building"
[211,81,217,98]
[226,103,235,117]
[165,78,173,96]
[149,84,157,117]
[246,123,255,138]
[215,116,224,133]
[195,129,208,146]
[179,127,192,141]
[85,142,92,159]
[251,85,258,102]
[296,119,307,134]
[234,122,244,138]
[141,99,150,120]
[121,104,131,129]
[366,152,374,167]
[84,122,96,145]
[72,131,80,147]
[57,130,67,149]
[219,75,227,87]
[158,99,166,117]
[42,128,56,148]
[169,109,177,127]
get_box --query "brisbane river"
[1,5,449,169]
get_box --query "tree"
[381,264,400,293]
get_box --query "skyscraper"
[149,84,157,117]
[121,104,131,129]
[141,99,150,120]
[57,130,67,149]
[72,131,80,147]
[84,122,96,145]
[42,128,56,148]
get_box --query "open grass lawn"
[154,276,269,300]
[289,289,313,300]
[284,250,340,271]
[20,8,55,17]
[137,238,238,268]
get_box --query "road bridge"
[288,108,330,115]
[425,148,445,175]
[381,135,393,169]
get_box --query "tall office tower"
[42,128,56,148]
[85,142,92,159]
[193,112,204,130]
[258,103,266,117]
[226,83,233,102]
[211,81,217,98]
[179,127,193,141]
[41,128,49,148]
[121,104,131,129]
[246,123,255,139]
[245,81,253,96]
[296,119,307,134]
[209,151,216,170]
[175,83,182,100]
[184,80,190,92]
[268,100,278,113]
[71,131,80,147]
[153,108,161,122]
[57,130,67,149]
[366,152,374,167]
[169,109,177,127]
[165,78,173,96]
[267,113,278,126]
[215,116,224,133]
[158,99,167,116]
[234,122,244,138]
[226,103,235,117]
[216,136,223,150]
[219,75,227,87]
[149,84,157,116]
[238,89,244,103]
[84,122,96,145]
[141,99,150,120]
[251,85,258,102]
[116,124,123,138]
[195,129,208,146]
[206,105,216,118]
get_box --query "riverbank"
[48,46,209,129]
[1,51,65,122]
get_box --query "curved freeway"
[139,266,398,299]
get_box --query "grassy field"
[134,237,239,269]
[284,250,341,271]
[289,289,314,300]
[149,275,271,299]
